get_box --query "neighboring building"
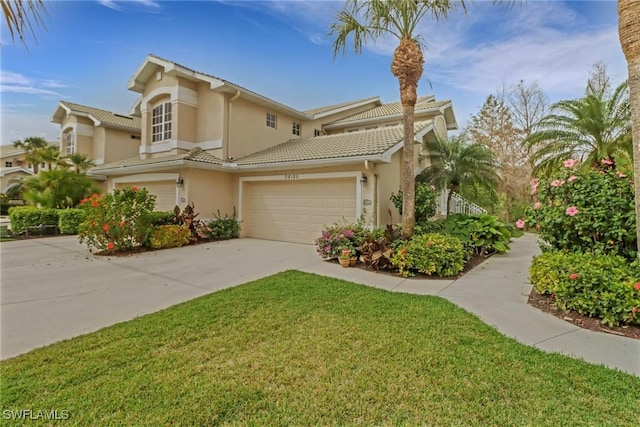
[0,143,58,198]
[61,54,459,244]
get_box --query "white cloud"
[0,71,31,86]
[97,0,161,12]
[0,85,60,96]
[1,113,59,145]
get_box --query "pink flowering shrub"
[530,251,640,326]
[315,222,367,259]
[524,162,636,260]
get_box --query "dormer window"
[65,132,75,155]
[152,102,172,142]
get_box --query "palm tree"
[38,145,61,171]
[419,134,500,216]
[524,80,631,176]
[23,168,98,209]
[618,0,640,257]
[1,0,48,48]
[330,0,466,238]
[13,136,48,174]
[64,153,95,174]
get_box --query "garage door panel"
[243,178,356,244]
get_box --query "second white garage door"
[115,181,176,212]
[243,178,357,244]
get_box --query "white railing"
[437,190,487,216]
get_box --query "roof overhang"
[0,167,34,177]
[309,97,382,120]
[51,102,140,132]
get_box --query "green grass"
[2,271,638,426]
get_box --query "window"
[65,132,75,155]
[292,122,301,136]
[314,129,322,137]
[5,161,13,167]
[131,134,141,140]
[266,112,277,129]
[152,102,172,142]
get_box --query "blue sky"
[0,0,627,145]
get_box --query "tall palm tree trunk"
[392,37,423,239]
[618,0,640,257]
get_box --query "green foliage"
[148,225,191,249]
[173,203,211,244]
[315,221,369,259]
[22,168,99,209]
[205,209,241,240]
[359,225,402,270]
[414,219,447,235]
[390,182,437,221]
[524,163,636,260]
[58,209,85,235]
[9,206,58,235]
[77,188,156,252]
[530,251,640,327]
[147,211,176,226]
[391,233,466,277]
[445,214,514,256]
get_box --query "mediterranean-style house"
[0,143,59,198]
[53,54,458,244]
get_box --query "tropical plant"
[37,144,61,171]
[64,153,95,174]
[12,136,48,174]
[315,221,367,259]
[1,0,48,48]
[330,0,466,238]
[172,203,211,243]
[618,0,640,258]
[523,160,636,260]
[77,187,156,252]
[22,168,99,209]
[205,208,241,240]
[524,79,631,176]
[419,134,500,216]
[390,182,437,222]
[444,214,514,256]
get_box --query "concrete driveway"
[0,236,329,359]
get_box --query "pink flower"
[551,180,565,187]
[343,229,353,238]
[616,171,626,178]
[567,175,577,182]
[534,202,542,209]
[635,283,640,291]
[515,219,525,229]
[325,246,331,253]
[530,179,539,195]
[569,273,579,280]
[563,159,578,168]
[565,206,579,216]
[601,159,614,165]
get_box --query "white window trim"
[266,112,277,129]
[65,132,75,155]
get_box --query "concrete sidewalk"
[1,233,638,376]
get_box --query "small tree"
[22,168,99,209]
[12,136,48,174]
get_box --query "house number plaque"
[284,174,299,180]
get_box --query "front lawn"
[2,271,638,425]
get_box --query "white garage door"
[116,181,176,212]
[243,178,357,244]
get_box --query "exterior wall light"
[360,174,368,185]
[176,177,184,188]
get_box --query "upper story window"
[314,129,322,137]
[131,134,141,140]
[5,161,13,167]
[65,132,75,155]
[266,112,277,129]
[292,122,301,136]
[152,102,172,142]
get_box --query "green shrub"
[391,233,466,277]
[414,219,447,235]
[9,206,59,235]
[391,182,437,221]
[58,209,85,234]
[530,251,640,326]
[316,221,369,259]
[445,214,514,256]
[524,163,636,260]
[77,188,156,252]
[206,209,241,240]
[148,225,191,249]
[147,211,175,226]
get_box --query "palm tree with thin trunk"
[419,134,500,216]
[524,80,631,176]
[13,136,48,174]
[618,0,640,257]
[330,0,466,238]
[64,153,95,174]
[38,145,60,171]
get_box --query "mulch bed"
[528,291,640,340]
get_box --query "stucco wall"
[374,150,402,225]
[182,168,235,219]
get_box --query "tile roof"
[303,96,380,117]
[236,120,433,165]
[90,147,222,172]
[0,141,59,158]
[59,101,141,131]
[327,96,450,125]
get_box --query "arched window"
[152,102,172,142]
